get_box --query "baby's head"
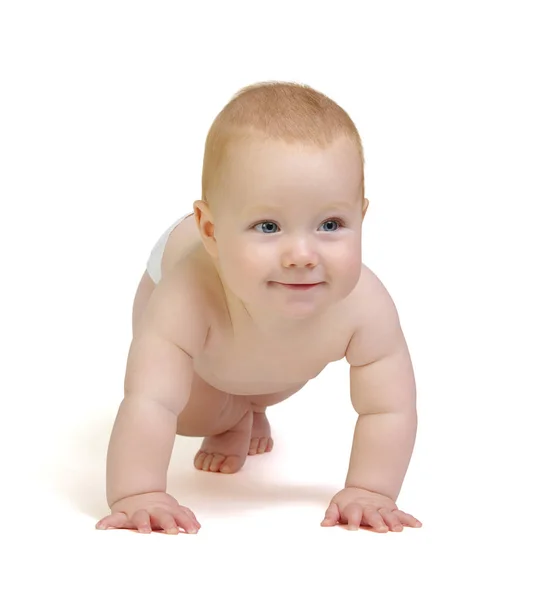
[194,81,369,323]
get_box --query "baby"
[96,81,422,535]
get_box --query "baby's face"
[212,136,364,320]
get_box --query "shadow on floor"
[53,412,339,521]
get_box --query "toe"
[248,437,274,455]
[209,453,226,472]
[202,453,215,471]
[194,450,206,470]
[220,454,243,474]
[248,437,259,455]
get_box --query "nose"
[281,236,319,269]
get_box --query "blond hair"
[201,81,364,206]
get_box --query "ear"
[193,199,219,258]
[362,197,370,220]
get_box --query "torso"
[159,213,361,396]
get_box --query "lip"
[274,282,322,289]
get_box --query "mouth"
[273,282,322,290]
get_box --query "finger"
[96,512,128,530]
[379,510,402,532]
[150,508,179,534]
[362,508,388,532]
[131,509,152,533]
[178,506,201,528]
[174,510,199,534]
[343,503,364,531]
[321,502,340,526]
[395,510,423,528]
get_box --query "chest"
[193,317,351,395]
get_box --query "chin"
[278,297,332,318]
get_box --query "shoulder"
[139,259,212,359]
[344,263,404,367]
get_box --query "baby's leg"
[192,405,253,474]
[248,409,273,455]
[190,399,278,473]
[177,371,254,474]
[247,382,306,456]
[180,376,309,473]
[181,378,309,473]
[189,396,279,473]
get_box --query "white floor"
[4,355,540,598]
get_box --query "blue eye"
[254,221,279,234]
[320,220,342,232]
[253,219,344,234]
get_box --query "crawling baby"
[96,81,422,535]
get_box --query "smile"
[274,282,322,290]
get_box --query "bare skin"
[132,231,319,475]
[128,194,360,476]
[97,136,421,535]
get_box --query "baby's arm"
[344,268,417,501]
[99,272,209,533]
[106,332,194,506]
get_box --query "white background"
[1,1,541,598]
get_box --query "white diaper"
[146,212,193,283]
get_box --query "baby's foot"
[194,409,253,474]
[248,410,274,455]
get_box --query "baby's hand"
[321,487,422,533]
[96,491,200,534]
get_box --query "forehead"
[222,137,362,204]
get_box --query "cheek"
[225,242,269,274]
[239,242,273,267]
[330,241,361,270]
[338,257,361,282]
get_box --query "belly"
[193,343,343,396]
[193,367,312,396]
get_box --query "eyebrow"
[244,202,355,215]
